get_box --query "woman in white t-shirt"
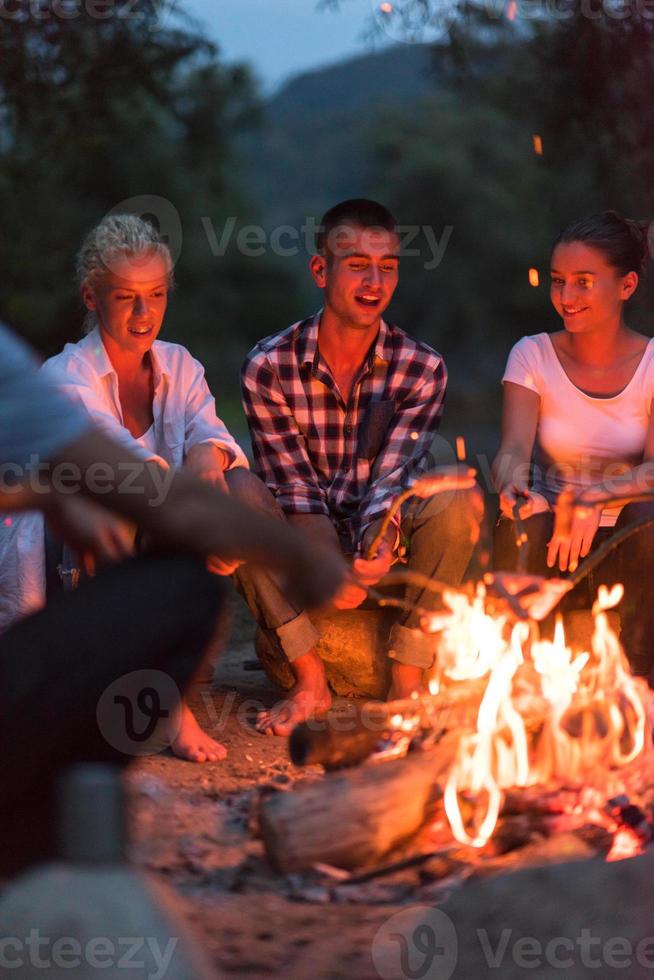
[492,211,654,677]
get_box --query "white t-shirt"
[502,332,654,527]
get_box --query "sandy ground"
[129,592,400,980]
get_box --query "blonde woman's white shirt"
[502,332,654,527]
[0,328,248,632]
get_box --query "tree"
[0,1,301,412]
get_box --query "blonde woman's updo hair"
[77,213,174,334]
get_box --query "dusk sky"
[184,0,392,92]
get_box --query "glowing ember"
[455,436,466,462]
[379,2,393,12]
[425,583,651,850]
[529,267,540,287]
[532,134,543,155]
[606,827,644,862]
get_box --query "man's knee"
[225,467,281,516]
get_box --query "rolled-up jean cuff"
[387,622,436,670]
[274,612,321,663]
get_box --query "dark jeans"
[493,502,654,678]
[0,555,225,877]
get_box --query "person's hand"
[205,555,242,576]
[185,443,230,493]
[353,539,393,587]
[46,493,135,576]
[483,571,573,621]
[547,502,601,573]
[331,529,394,609]
[185,444,242,575]
[499,479,536,520]
[332,578,368,610]
[283,539,349,609]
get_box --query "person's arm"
[46,430,346,608]
[180,353,249,470]
[549,403,654,571]
[241,350,329,517]
[355,358,448,559]
[491,381,541,519]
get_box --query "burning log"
[289,682,490,771]
[260,734,463,872]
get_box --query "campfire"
[258,578,654,892]
[256,470,654,898]
[428,581,648,854]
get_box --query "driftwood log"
[260,733,462,872]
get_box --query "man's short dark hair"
[315,199,398,254]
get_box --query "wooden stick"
[568,514,654,589]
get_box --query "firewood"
[290,682,488,771]
[260,734,462,872]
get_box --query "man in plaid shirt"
[237,199,481,734]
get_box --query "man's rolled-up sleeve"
[241,351,328,515]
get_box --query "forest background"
[2,0,654,458]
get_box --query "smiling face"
[550,241,638,334]
[82,251,170,355]
[310,222,400,330]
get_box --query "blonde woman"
[1,214,250,761]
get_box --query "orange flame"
[433,583,649,848]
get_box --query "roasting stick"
[488,488,654,621]
[365,462,476,560]
[554,486,654,589]
[512,500,531,574]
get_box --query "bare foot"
[171,701,227,763]
[256,649,331,736]
[388,662,423,701]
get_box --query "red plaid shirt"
[241,313,447,552]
